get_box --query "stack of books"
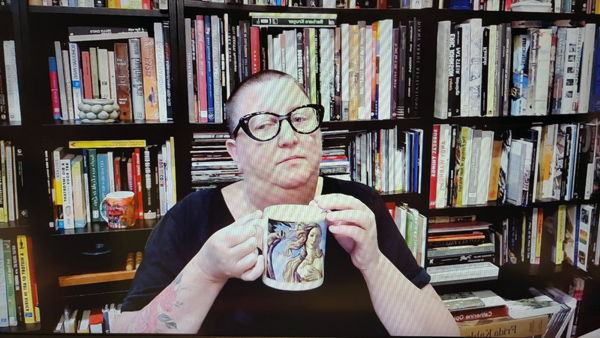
[190,132,241,190]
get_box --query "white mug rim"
[105,191,135,199]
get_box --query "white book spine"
[285,30,297,80]
[54,42,69,120]
[69,42,83,121]
[578,24,596,114]
[364,25,373,120]
[96,48,110,100]
[530,126,542,203]
[154,22,168,123]
[378,20,393,120]
[560,28,579,114]
[108,51,117,101]
[223,14,231,100]
[460,23,471,117]
[128,39,145,121]
[61,155,75,229]
[435,21,450,119]
[535,29,553,116]
[120,0,130,7]
[341,24,350,120]
[319,28,333,122]
[273,36,281,72]
[477,130,494,205]
[267,34,274,70]
[106,151,115,193]
[468,19,482,117]
[461,127,473,204]
[3,41,21,123]
[486,25,497,116]
[62,50,75,121]
[211,15,223,124]
[158,0,167,9]
[157,151,166,217]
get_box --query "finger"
[326,210,371,230]
[225,223,258,248]
[230,235,259,258]
[235,248,259,273]
[314,194,368,212]
[233,210,263,227]
[329,224,365,244]
[240,255,265,281]
[254,223,264,251]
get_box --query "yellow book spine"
[456,127,469,207]
[535,208,543,262]
[556,204,566,264]
[348,25,360,121]
[458,314,549,337]
[107,0,118,7]
[68,140,147,149]
[16,236,35,324]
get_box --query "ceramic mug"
[100,191,136,228]
[262,204,327,291]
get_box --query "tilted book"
[140,37,159,120]
[114,43,132,121]
[3,41,20,123]
[128,38,145,121]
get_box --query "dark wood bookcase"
[2,0,600,334]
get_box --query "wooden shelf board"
[59,270,136,287]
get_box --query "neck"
[243,175,321,212]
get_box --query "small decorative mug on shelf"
[77,99,121,123]
[100,191,136,229]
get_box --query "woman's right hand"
[195,210,264,284]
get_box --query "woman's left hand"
[313,194,383,272]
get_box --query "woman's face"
[306,227,321,249]
[226,77,322,190]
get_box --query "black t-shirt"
[121,177,430,336]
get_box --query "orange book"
[81,51,93,100]
[488,140,502,201]
[134,148,144,219]
[26,237,40,323]
[140,37,159,120]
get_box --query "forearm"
[362,256,460,336]
[114,256,224,334]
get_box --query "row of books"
[29,0,167,9]
[55,303,121,333]
[190,132,240,189]
[45,138,177,230]
[0,236,40,327]
[442,288,575,337]
[193,0,431,8]
[348,127,423,194]
[430,121,600,209]
[435,20,600,119]
[440,0,597,15]
[499,204,600,272]
[185,13,424,123]
[425,216,500,283]
[387,202,428,267]
[50,23,173,122]
[0,141,27,223]
[0,41,20,125]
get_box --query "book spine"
[81,51,92,100]
[154,22,168,123]
[203,16,213,123]
[48,57,62,119]
[211,16,223,124]
[25,237,39,323]
[97,48,110,100]
[97,153,110,216]
[162,21,172,121]
[60,155,74,229]
[68,43,82,121]
[0,240,9,327]
[15,236,34,324]
[90,47,99,99]
[114,43,132,121]
[2,240,16,327]
[128,39,145,121]
[135,148,143,219]
[140,37,159,120]
[434,21,450,119]
[184,19,195,123]
[430,125,440,207]
[87,149,100,222]
[3,41,21,123]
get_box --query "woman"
[281,223,324,282]
[114,70,460,336]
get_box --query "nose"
[277,119,299,147]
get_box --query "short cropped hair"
[224,70,308,137]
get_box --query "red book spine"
[142,0,151,9]
[81,51,93,100]
[114,157,121,191]
[49,57,61,120]
[135,148,144,219]
[385,202,395,218]
[250,27,260,75]
[196,16,208,123]
[452,306,509,323]
[430,124,440,208]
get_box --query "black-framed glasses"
[232,104,324,142]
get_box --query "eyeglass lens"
[247,107,319,140]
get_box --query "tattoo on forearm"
[129,272,185,333]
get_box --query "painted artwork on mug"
[265,219,327,283]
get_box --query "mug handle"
[100,197,109,223]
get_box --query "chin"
[272,169,315,190]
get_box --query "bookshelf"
[0,0,598,334]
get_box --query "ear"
[226,139,243,173]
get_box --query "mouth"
[277,155,305,165]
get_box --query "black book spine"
[481,27,490,116]
[296,29,305,86]
[229,23,238,90]
[162,21,173,121]
[411,18,421,117]
[453,24,462,117]
[94,0,106,7]
[397,24,407,119]
[405,20,414,117]
[0,47,7,123]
